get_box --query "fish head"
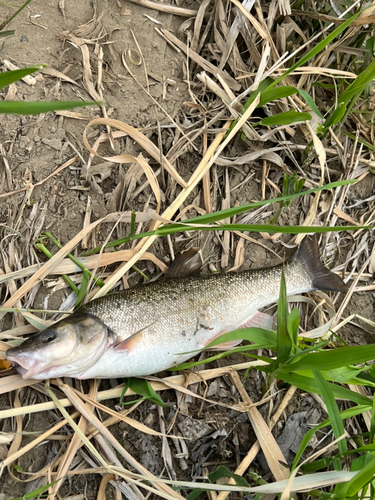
[6,312,109,379]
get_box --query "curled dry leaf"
[83,117,187,188]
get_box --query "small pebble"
[20,35,28,42]
[42,138,62,150]
[50,126,56,133]
[34,135,41,143]
[19,136,30,148]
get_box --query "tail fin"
[293,236,348,293]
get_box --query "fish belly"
[77,306,258,379]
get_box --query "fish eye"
[41,332,56,343]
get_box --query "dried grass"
[1,0,375,498]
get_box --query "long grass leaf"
[268,10,362,89]
[0,65,44,89]
[0,100,99,114]
[292,406,371,470]
[75,269,90,308]
[276,371,372,405]
[204,327,277,350]
[257,86,299,107]
[338,57,375,105]
[323,102,346,129]
[256,110,311,126]
[276,268,291,364]
[0,0,31,31]
[83,221,366,257]
[297,89,323,118]
[287,344,375,372]
[313,371,347,455]
[8,480,61,500]
[337,455,375,498]
[82,180,357,255]
[0,30,15,38]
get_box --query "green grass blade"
[287,308,299,349]
[83,222,367,256]
[82,179,358,255]
[226,78,273,137]
[347,443,375,454]
[292,405,371,470]
[268,10,362,89]
[275,268,291,365]
[209,466,249,487]
[176,180,355,225]
[204,327,277,350]
[345,132,375,152]
[35,243,79,295]
[0,100,99,115]
[336,455,375,498]
[286,344,375,372]
[0,65,45,90]
[297,89,323,118]
[257,86,299,107]
[122,378,167,407]
[0,0,31,31]
[75,269,90,309]
[8,480,61,500]
[0,30,15,38]
[243,78,273,110]
[277,371,372,406]
[338,57,375,106]
[324,365,366,385]
[370,394,375,444]
[44,232,104,287]
[323,102,346,130]
[313,370,347,455]
[301,457,333,473]
[171,344,271,371]
[256,110,311,127]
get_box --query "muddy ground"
[0,1,375,499]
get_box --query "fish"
[6,237,348,380]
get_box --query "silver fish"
[6,237,347,380]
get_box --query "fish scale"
[6,237,348,380]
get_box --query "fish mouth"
[6,354,52,380]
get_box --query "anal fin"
[208,338,243,351]
[239,311,274,331]
[204,329,243,352]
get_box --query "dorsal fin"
[165,247,202,278]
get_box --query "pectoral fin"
[113,331,144,353]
